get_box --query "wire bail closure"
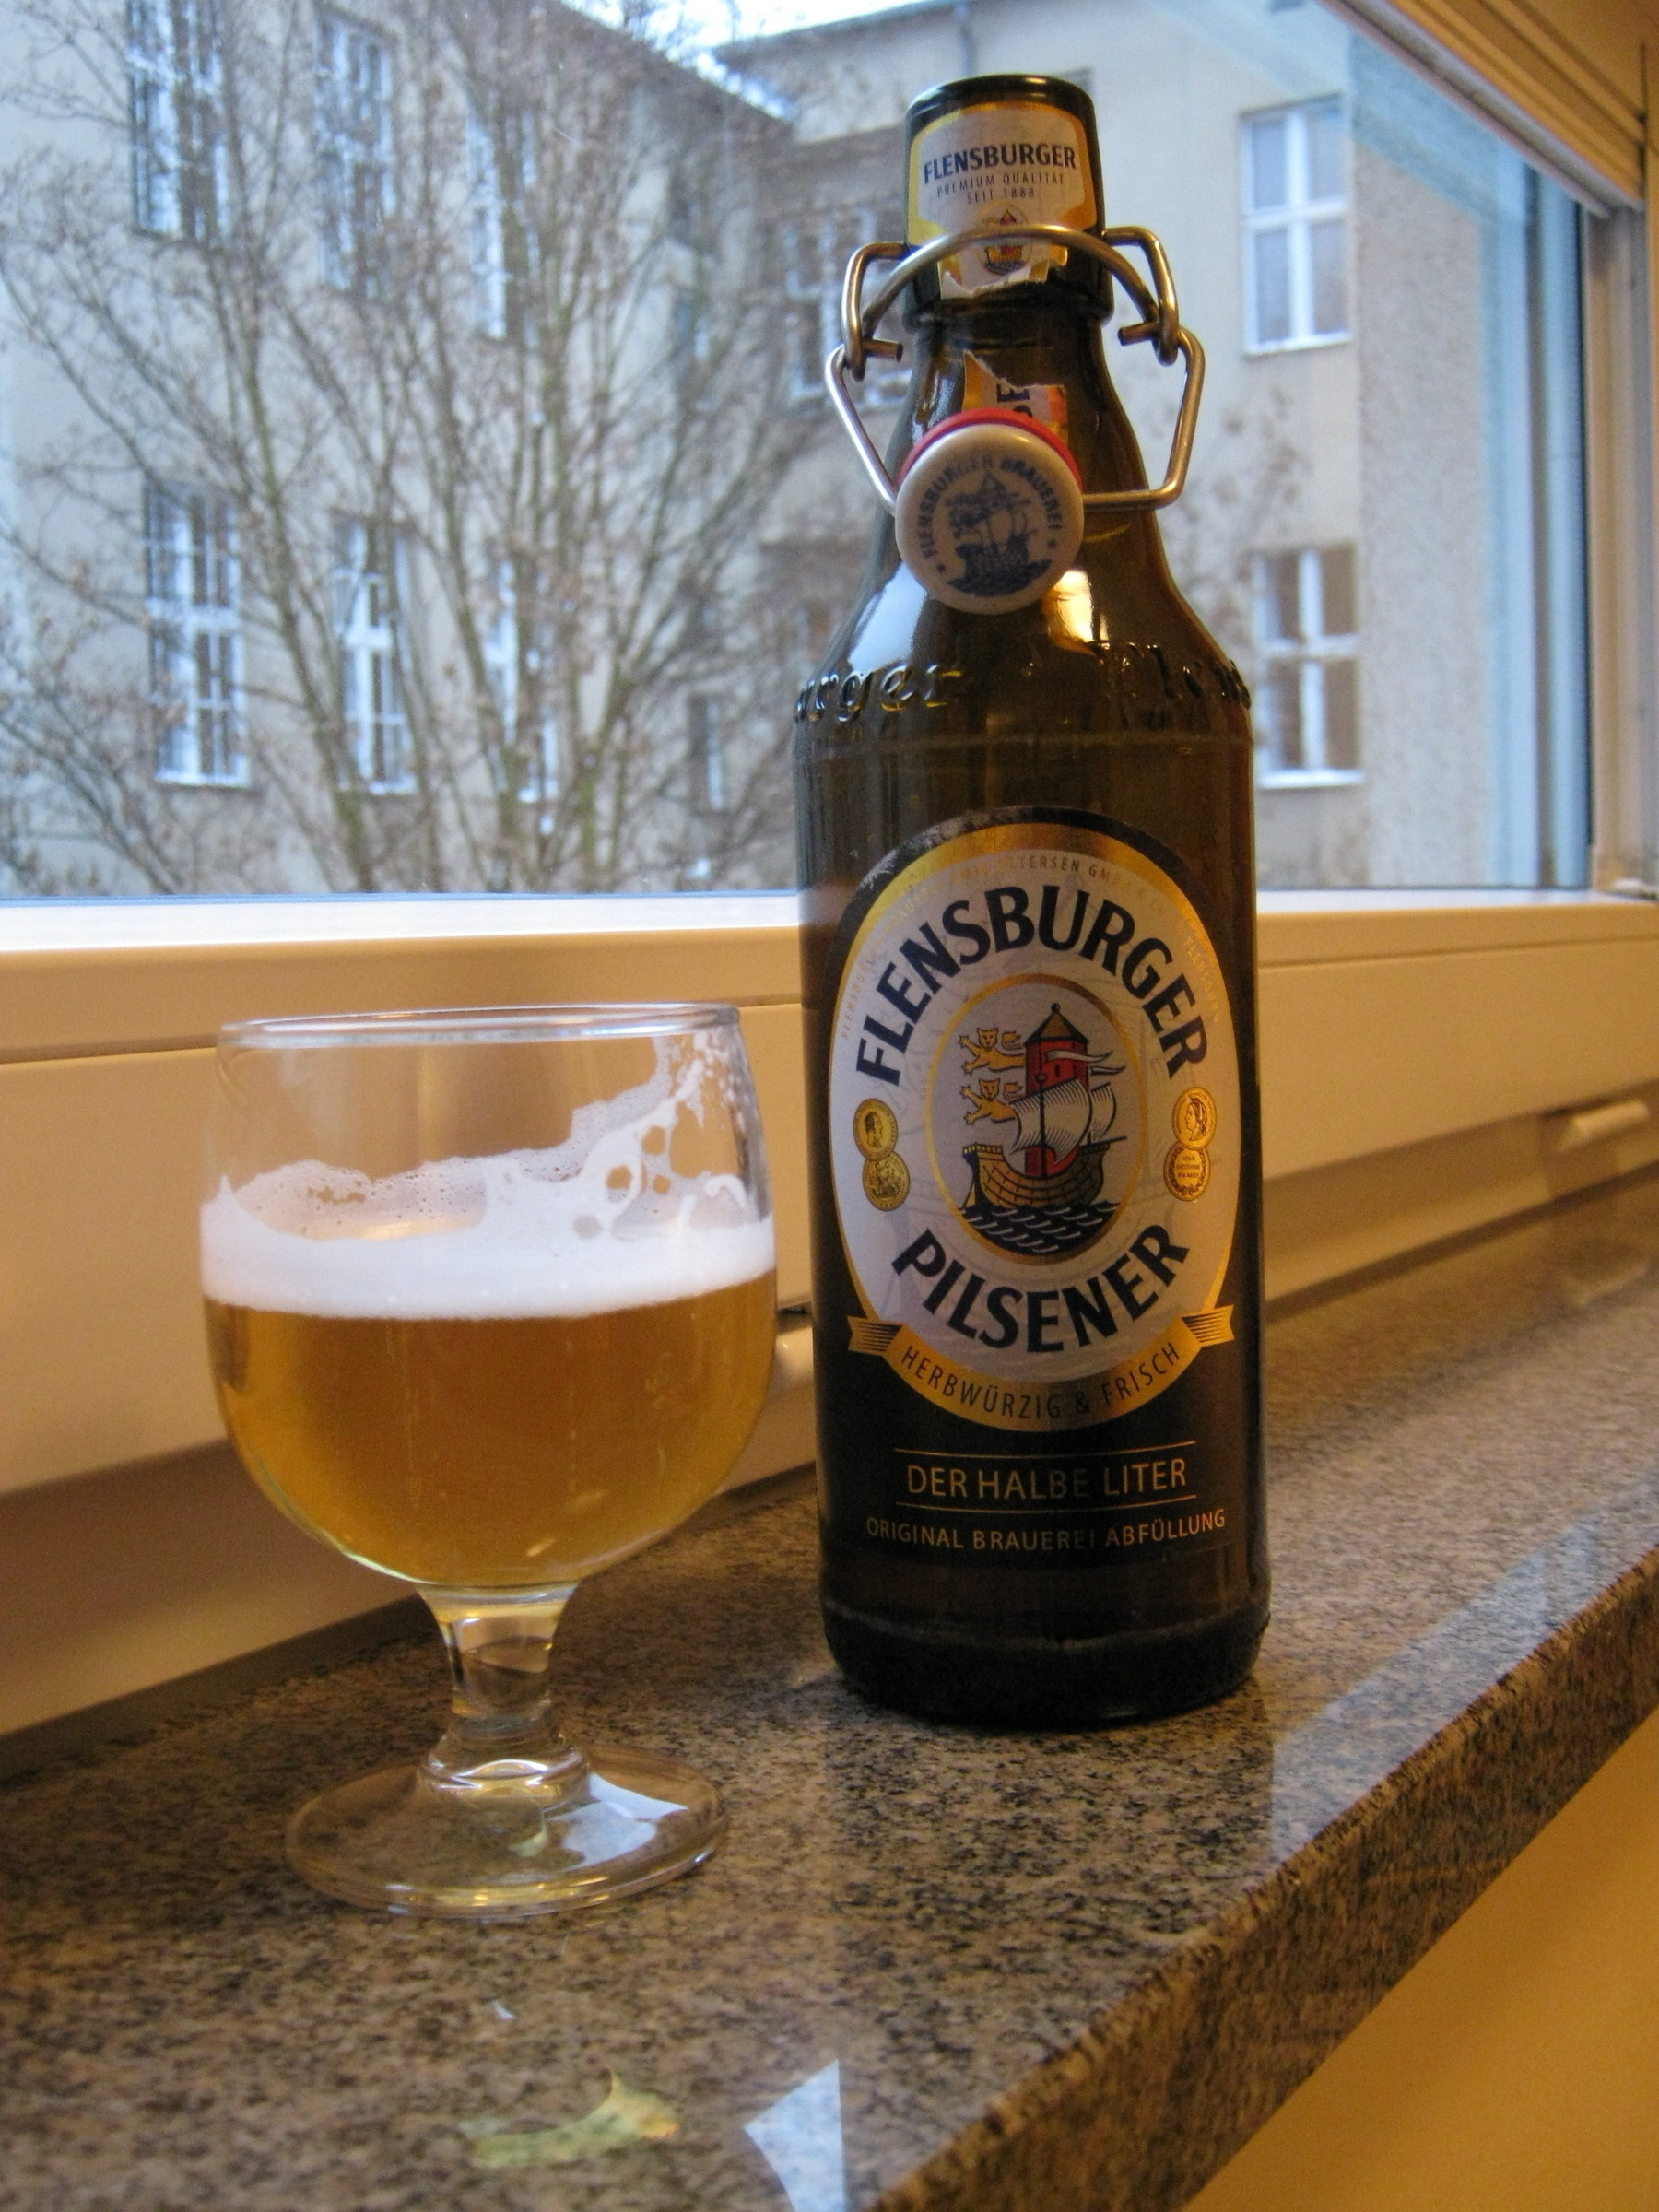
[826,222,1206,518]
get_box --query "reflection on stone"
[1270,1466,1659,1862]
[745,2062,847,2212]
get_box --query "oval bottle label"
[829,812,1239,1433]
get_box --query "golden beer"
[206,1271,775,1588]
[204,1006,773,1918]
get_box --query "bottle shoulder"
[794,554,1253,756]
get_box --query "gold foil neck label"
[829,813,1241,1431]
[963,352,1070,441]
[908,101,1097,299]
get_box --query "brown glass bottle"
[796,75,1267,1725]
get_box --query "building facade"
[725,0,1592,890]
[0,0,802,893]
[0,0,1594,893]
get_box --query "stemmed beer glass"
[203,1005,775,1918]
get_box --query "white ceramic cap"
[894,407,1085,616]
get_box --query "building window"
[145,482,245,785]
[781,206,907,408]
[665,159,705,251]
[483,564,559,807]
[670,283,709,371]
[332,519,411,791]
[1242,99,1348,352]
[684,689,726,884]
[467,101,535,341]
[127,0,222,241]
[1253,545,1359,784]
[688,690,725,816]
[315,9,393,297]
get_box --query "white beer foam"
[202,1043,773,1320]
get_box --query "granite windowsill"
[6,1171,1659,2211]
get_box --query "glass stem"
[420,1587,582,1797]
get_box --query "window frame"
[1241,96,1351,356]
[127,0,224,241]
[1253,545,1362,788]
[781,205,908,410]
[144,481,248,789]
[4,0,1659,1513]
[332,517,413,795]
[314,4,395,298]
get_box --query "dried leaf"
[462,2072,680,2170]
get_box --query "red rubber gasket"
[895,406,1082,489]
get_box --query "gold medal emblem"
[1164,1143,1210,1201]
[863,1151,911,1210]
[853,1098,900,1159]
[1172,1087,1217,1149]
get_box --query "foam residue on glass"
[201,1036,773,1318]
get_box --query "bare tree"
[1117,348,1306,679]
[0,0,801,892]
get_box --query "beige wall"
[1190,1696,1659,2212]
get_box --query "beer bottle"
[794,73,1267,1724]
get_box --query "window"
[782,206,908,408]
[332,520,410,792]
[5,0,1659,1570]
[1253,546,1359,783]
[467,100,535,340]
[315,9,393,296]
[681,690,726,885]
[688,690,725,818]
[127,0,222,240]
[1243,98,1348,350]
[670,283,708,370]
[483,564,559,811]
[144,482,245,785]
[666,159,705,250]
[0,0,1622,899]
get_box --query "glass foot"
[285,1745,725,1919]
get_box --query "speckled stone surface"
[7,1174,1659,2212]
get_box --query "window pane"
[1258,553,1300,643]
[1320,546,1357,637]
[1252,228,1292,347]
[1248,114,1288,210]
[0,0,1591,894]
[1308,217,1347,334]
[1323,658,1359,770]
[1263,663,1303,770]
[1305,99,1345,200]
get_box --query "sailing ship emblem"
[941,464,1049,601]
[958,1003,1127,1259]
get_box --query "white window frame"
[127,0,223,241]
[3,14,1659,1584]
[315,6,394,296]
[467,99,535,341]
[782,206,908,408]
[482,563,559,809]
[145,481,247,787]
[1242,97,1350,354]
[332,518,412,794]
[688,688,726,818]
[466,100,509,339]
[1254,545,1362,788]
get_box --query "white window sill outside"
[1257,768,1365,789]
[1242,330,1352,356]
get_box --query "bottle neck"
[891,286,1152,504]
